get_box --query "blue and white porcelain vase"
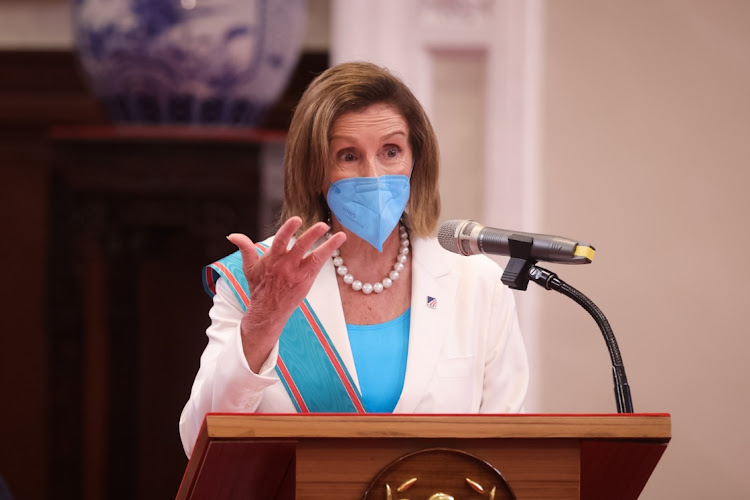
[72,0,307,126]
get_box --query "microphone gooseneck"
[528,266,634,414]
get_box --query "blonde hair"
[280,61,441,237]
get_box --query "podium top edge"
[202,413,672,441]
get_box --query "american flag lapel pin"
[427,296,437,309]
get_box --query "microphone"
[437,219,595,264]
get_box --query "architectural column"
[331,0,545,410]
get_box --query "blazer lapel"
[394,237,457,413]
[304,256,361,390]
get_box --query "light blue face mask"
[327,174,411,252]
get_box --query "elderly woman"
[179,62,528,456]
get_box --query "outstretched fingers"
[304,231,346,273]
[229,218,345,290]
[289,221,332,259]
[269,216,303,256]
[226,233,260,271]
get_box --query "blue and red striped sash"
[203,243,366,413]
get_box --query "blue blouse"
[346,308,411,413]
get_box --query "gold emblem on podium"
[364,448,515,499]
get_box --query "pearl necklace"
[329,224,410,295]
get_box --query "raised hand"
[226,216,346,372]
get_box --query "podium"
[176,413,670,499]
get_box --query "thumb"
[226,233,260,271]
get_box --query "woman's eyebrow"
[380,130,407,141]
[329,129,407,144]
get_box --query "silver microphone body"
[437,219,595,264]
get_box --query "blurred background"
[1,0,748,499]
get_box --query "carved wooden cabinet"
[46,126,286,500]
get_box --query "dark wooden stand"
[0,48,327,500]
[46,126,286,500]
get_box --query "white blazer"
[179,236,529,457]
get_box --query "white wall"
[538,1,750,498]
[0,1,73,48]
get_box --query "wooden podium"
[176,413,670,499]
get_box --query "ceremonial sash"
[203,243,366,413]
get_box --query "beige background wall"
[0,1,71,48]
[536,1,750,498]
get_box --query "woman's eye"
[340,152,356,162]
[385,146,400,158]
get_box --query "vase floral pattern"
[72,0,307,125]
